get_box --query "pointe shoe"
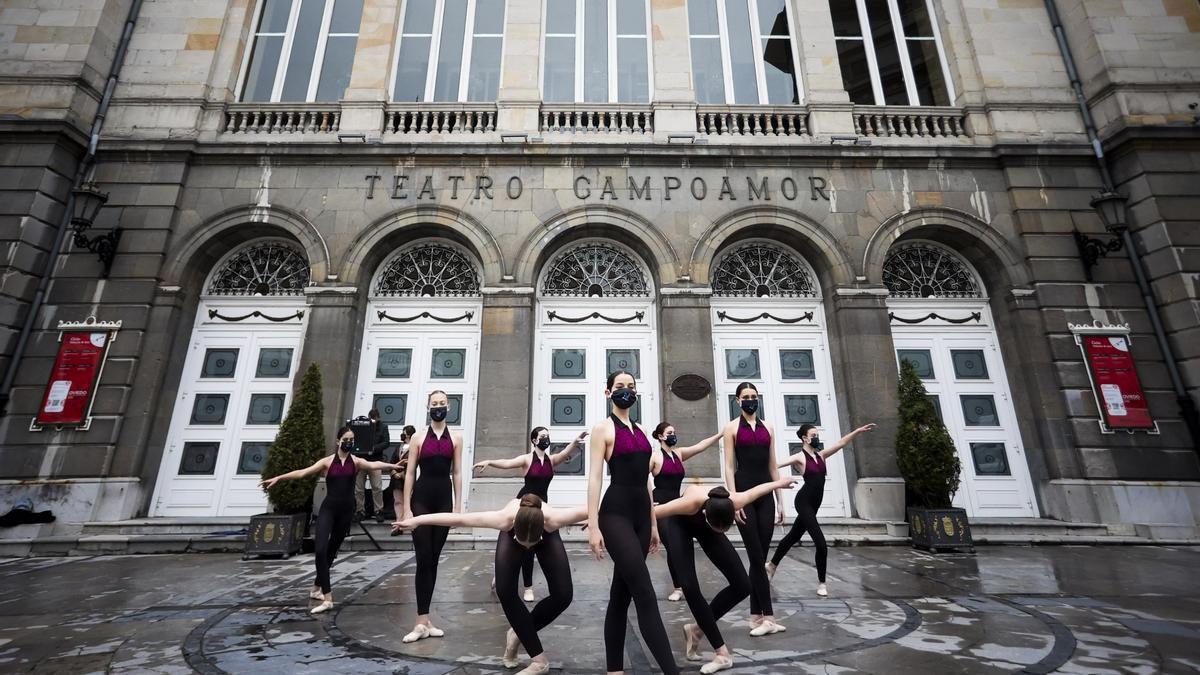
[503,628,520,668]
[427,624,445,638]
[701,655,734,674]
[667,588,683,602]
[309,600,333,615]
[765,561,777,580]
[768,620,786,634]
[683,623,702,662]
[817,583,828,597]
[523,587,535,602]
[516,661,550,675]
[309,589,325,600]
[402,624,431,643]
[749,620,773,637]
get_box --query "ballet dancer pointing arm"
[770,423,876,596]
[651,423,720,601]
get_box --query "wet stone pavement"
[1,544,1199,673]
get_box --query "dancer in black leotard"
[259,425,400,614]
[588,370,680,675]
[722,381,786,635]
[769,422,876,596]
[475,427,587,601]
[399,390,463,643]
[653,478,795,673]
[650,422,720,602]
[395,495,588,675]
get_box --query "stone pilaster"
[495,0,542,134]
[297,285,362,436]
[659,289,720,477]
[790,0,854,135]
[340,0,402,137]
[649,0,696,136]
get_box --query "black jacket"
[370,420,390,460]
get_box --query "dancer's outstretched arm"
[653,490,707,519]
[547,505,590,529]
[395,508,510,532]
[474,454,529,472]
[820,423,877,459]
[259,456,330,489]
[732,477,796,510]
[677,432,722,461]
[551,430,589,467]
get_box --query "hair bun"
[707,486,730,499]
[519,494,543,509]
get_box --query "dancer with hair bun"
[722,381,786,635]
[769,423,876,596]
[475,426,588,601]
[396,494,586,675]
[399,390,464,643]
[653,477,797,673]
[649,422,721,601]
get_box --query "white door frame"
[888,298,1039,518]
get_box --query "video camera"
[346,415,376,459]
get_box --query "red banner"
[1081,335,1154,429]
[34,331,111,427]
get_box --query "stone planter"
[907,507,974,553]
[244,511,309,559]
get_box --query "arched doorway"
[531,240,659,505]
[885,241,1038,517]
[709,240,849,517]
[151,239,310,517]
[351,240,483,504]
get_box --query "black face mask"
[536,438,551,451]
[340,439,355,452]
[664,434,678,447]
[611,388,637,410]
[429,406,448,422]
[809,437,824,451]
[740,399,759,414]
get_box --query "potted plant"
[245,363,325,559]
[895,359,973,552]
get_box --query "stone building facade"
[1,0,1198,531]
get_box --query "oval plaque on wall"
[671,374,712,401]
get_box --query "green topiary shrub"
[261,362,326,514]
[895,359,961,508]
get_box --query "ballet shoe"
[309,589,325,600]
[402,624,430,643]
[768,620,786,634]
[701,655,734,674]
[515,660,550,675]
[523,587,535,602]
[817,583,828,597]
[749,620,773,637]
[309,600,333,615]
[503,628,520,668]
[765,561,777,580]
[427,624,445,638]
[683,623,702,661]
[667,588,683,602]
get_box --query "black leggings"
[495,530,573,658]
[314,499,353,594]
[658,516,682,589]
[411,479,452,615]
[664,516,750,650]
[735,495,775,616]
[599,503,679,674]
[772,489,827,582]
[521,550,536,588]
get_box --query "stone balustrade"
[538,104,654,135]
[852,106,969,138]
[385,103,498,135]
[695,106,810,138]
[222,104,342,135]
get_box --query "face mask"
[809,436,824,451]
[664,434,678,447]
[536,438,551,451]
[340,439,355,451]
[611,388,637,410]
[740,399,759,414]
[429,406,448,422]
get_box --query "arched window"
[540,242,650,297]
[240,0,364,102]
[883,242,981,298]
[711,242,816,298]
[374,242,481,297]
[207,241,310,296]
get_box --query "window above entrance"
[240,0,365,102]
[688,0,802,105]
[374,242,481,297]
[711,242,816,298]
[830,0,954,106]
[543,0,652,103]
[393,0,506,102]
[207,241,310,296]
[540,242,650,297]
[883,242,981,299]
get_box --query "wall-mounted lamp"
[501,133,529,143]
[1074,190,1129,281]
[337,132,367,143]
[667,134,696,144]
[70,181,120,277]
[830,135,870,146]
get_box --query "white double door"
[353,307,480,503]
[532,327,659,507]
[153,314,305,517]
[891,319,1038,518]
[711,313,849,518]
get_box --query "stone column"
[340,0,402,137]
[495,0,542,134]
[829,288,904,521]
[791,0,854,134]
[659,289,721,477]
[649,0,697,137]
[469,291,535,509]
[297,285,362,436]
